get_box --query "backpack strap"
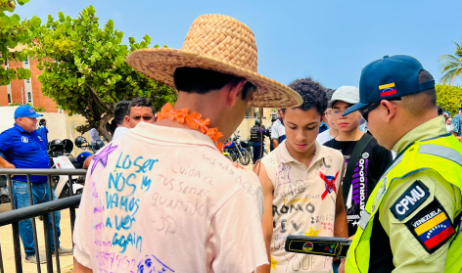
[342,134,373,202]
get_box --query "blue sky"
[14,0,462,88]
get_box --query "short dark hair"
[39,118,46,123]
[173,67,255,100]
[114,100,131,125]
[401,70,436,116]
[325,88,336,109]
[283,77,328,116]
[128,97,155,115]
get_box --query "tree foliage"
[436,84,462,116]
[0,0,41,85]
[439,40,462,85]
[28,5,176,140]
[9,102,44,112]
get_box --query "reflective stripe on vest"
[346,135,462,273]
[359,211,370,230]
[419,144,462,167]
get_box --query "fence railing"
[0,169,86,273]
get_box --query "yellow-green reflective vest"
[345,134,462,273]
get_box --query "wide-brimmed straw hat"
[126,14,302,108]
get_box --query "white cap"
[329,86,360,105]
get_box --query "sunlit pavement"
[0,203,74,273]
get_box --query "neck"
[16,123,31,133]
[335,127,363,141]
[285,141,317,167]
[389,110,439,150]
[329,127,339,138]
[155,92,228,141]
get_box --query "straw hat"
[126,14,302,108]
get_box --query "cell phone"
[284,235,351,258]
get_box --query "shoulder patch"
[390,180,429,221]
[405,199,454,253]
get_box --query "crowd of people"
[1,13,462,273]
[70,14,462,273]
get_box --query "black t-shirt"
[324,137,393,236]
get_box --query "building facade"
[0,50,59,112]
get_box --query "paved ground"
[0,203,75,273]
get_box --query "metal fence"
[0,169,86,273]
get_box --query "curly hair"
[284,77,328,116]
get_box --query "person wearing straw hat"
[343,55,462,273]
[73,14,302,273]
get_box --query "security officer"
[0,105,72,264]
[342,55,462,272]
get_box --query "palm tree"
[440,41,462,85]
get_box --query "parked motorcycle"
[223,131,251,166]
[0,174,10,204]
[74,136,105,154]
[48,139,89,198]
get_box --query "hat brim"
[126,48,303,108]
[342,102,369,116]
[30,113,43,118]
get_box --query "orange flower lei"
[157,103,224,151]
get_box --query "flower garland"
[157,103,224,151]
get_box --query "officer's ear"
[381,100,398,122]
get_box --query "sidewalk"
[0,203,75,273]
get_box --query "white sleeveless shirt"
[261,140,344,273]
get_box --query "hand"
[338,258,345,273]
[4,163,16,169]
[3,163,16,178]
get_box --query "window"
[8,94,11,103]
[4,59,7,67]
[24,56,29,65]
[26,79,30,83]
[27,93,32,103]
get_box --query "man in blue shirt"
[0,105,72,264]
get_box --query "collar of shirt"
[129,122,218,151]
[278,140,325,169]
[14,123,29,133]
[392,116,449,153]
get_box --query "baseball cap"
[343,55,435,116]
[329,86,360,107]
[14,105,43,119]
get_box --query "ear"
[381,100,398,122]
[226,80,247,107]
[124,115,130,124]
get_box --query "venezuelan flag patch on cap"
[405,199,455,253]
[379,82,397,97]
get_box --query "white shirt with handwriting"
[261,140,344,273]
[73,123,268,273]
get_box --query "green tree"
[439,41,462,85]
[436,84,462,116]
[28,5,176,140]
[0,0,41,85]
[9,102,44,112]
